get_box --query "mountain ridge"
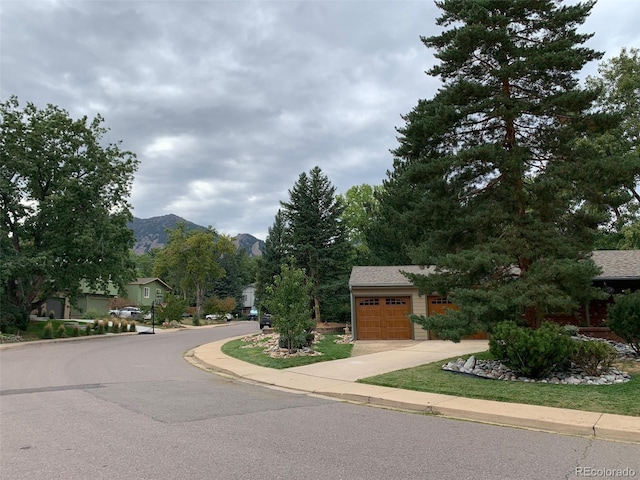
[128,214,264,256]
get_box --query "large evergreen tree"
[255,209,289,311]
[381,0,638,340]
[1,96,138,324]
[279,167,352,323]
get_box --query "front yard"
[222,332,639,417]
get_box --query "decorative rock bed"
[443,335,637,386]
[240,332,353,359]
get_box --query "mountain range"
[128,214,265,256]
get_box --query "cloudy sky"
[2,0,639,240]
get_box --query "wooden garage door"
[356,297,412,340]
[427,296,488,340]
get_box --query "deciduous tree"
[153,223,235,318]
[0,96,138,325]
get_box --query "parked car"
[259,314,272,330]
[205,313,233,322]
[248,308,258,321]
[109,307,141,319]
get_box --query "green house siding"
[125,278,170,307]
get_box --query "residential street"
[1,323,638,480]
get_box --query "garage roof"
[592,250,640,280]
[349,265,436,287]
[350,250,640,287]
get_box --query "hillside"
[128,215,264,256]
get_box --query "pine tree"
[280,167,353,323]
[381,0,636,340]
[255,209,289,310]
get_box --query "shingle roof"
[592,250,640,280]
[349,250,640,287]
[349,265,436,287]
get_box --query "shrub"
[111,320,120,333]
[608,291,640,354]
[192,316,201,326]
[49,311,55,320]
[129,321,136,333]
[120,320,128,333]
[0,303,29,333]
[97,321,106,335]
[571,340,617,376]
[155,295,188,323]
[85,324,92,335]
[489,321,574,378]
[82,309,106,320]
[70,324,80,337]
[42,321,54,339]
[56,324,67,338]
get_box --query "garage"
[355,296,412,340]
[349,265,433,341]
[349,265,486,341]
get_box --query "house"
[67,280,120,319]
[63,278,171,319]
[124,278,172,307]
[349,250,640,341]
[241,283,256,316]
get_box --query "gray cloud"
[2,0,639,239]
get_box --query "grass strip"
[221,333,353,369]
[358,351,640,417]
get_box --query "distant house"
[349,250,640,341]
[67,280,120,319]
[124,278,172,307]
[62,278,171,319]
[241,283,256,316]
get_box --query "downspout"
[349,285,355,341]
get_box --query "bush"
[129,321,136,333]
[489,321,574,378]
[97,321,106,335]
[42,321,54,339]
[0,303,29,333]
[608,291,640,354]
[155,295,188,323]
[82,309,106,320]
[70,324,80,337]
[56,323,67,338]
[571,340,617,376]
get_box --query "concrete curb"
[190,337,640,444]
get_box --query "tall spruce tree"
[255,209,289,310]
[280,167,352,323]
[383,0,637,340]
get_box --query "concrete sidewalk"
[190,337,640,444]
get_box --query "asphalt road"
[1,323,638,480]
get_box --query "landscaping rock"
[442,336,636,386]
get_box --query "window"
[385,298,406,305]
[430,297,453,305]
[143,287,150,299]
[359,298,379,306]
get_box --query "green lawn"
[358,350,640,417]
[221,333,353,369]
